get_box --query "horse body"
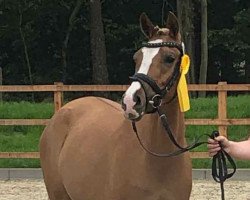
[40,96,192,200]
[40,12,193,200]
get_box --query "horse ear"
[166,12,179,39]
[140,13,155,39]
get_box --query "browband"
[141,41,183,55]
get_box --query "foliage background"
[0,0,249,97]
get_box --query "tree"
[90,0,109,85]
[61,0,83,83]
[234,8,250,83]
[0,0,40,85]
[199,0,208,97]
[18,1,33,86]
[207,1,250,84]
[177,0,196,85]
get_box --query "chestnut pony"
[40,12,192,200]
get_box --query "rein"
[129,40,236,200]
[132,109,207,157]
[131,108,236,200]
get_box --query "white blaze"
[138,39,162,74]
[123,39,162,116]
[123,82,141,118]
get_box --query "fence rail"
[0,82,249,159]
[0,83,249,92]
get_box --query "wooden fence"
[0,82,249,159]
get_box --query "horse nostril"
[134,95,142,107]
[136,96,141,105]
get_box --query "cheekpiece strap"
[142,41,183,55]
[130,73,164,95]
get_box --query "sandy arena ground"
[0,179,249,200]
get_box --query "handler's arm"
[228,139,250,160]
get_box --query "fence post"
[218,82,227,137]
[54,82,63,113]
[0,67,2,102]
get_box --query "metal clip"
[149,94,162,108]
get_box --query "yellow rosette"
[177,54,190,112]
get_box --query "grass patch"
[0,126,43,152]
[186,95,250,168]
[0,101,53,119]
[0,95,249,168]
[0,159,40,168]
[0,101,53,168]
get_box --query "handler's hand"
[207,136,230,157]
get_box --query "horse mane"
[156,27,169,36]
[153,26,181,41]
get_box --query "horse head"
[122,12,184,121]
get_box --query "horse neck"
[140,97,185,154]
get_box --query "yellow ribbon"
[177,54,190,112]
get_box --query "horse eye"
[164,56,175,64]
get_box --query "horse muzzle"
[121,84,146,121]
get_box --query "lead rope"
[131,117,236,200]
[210,131,237,200]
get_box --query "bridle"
[130,40,208,155]
[130,41,183,113]
[129,40,236,200]
[130,40,205,156]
